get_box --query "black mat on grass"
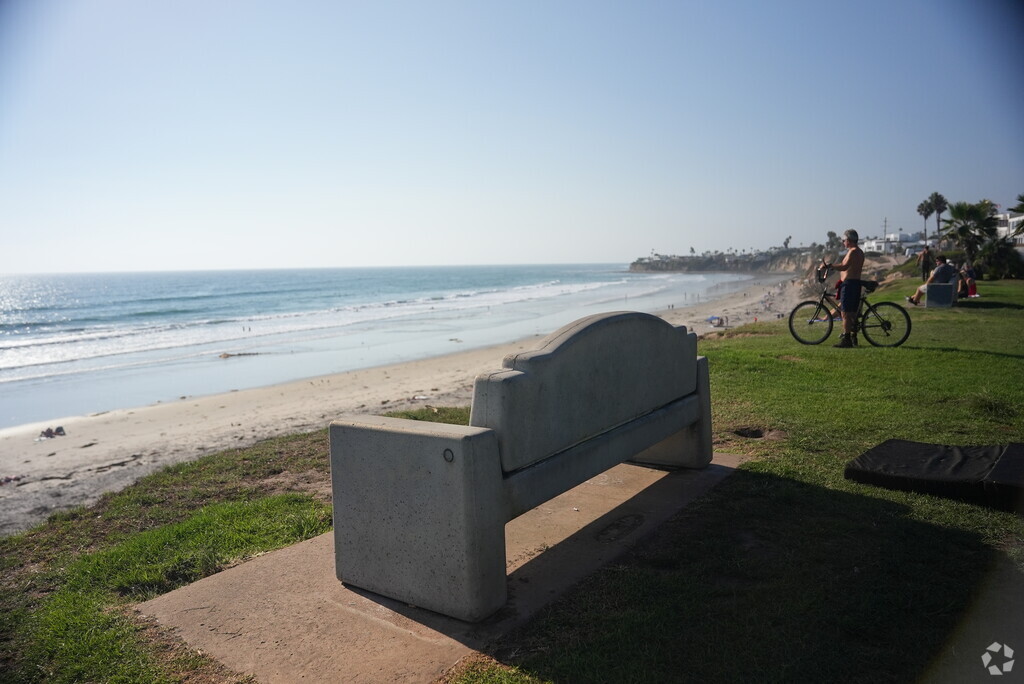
[844,439,1024,513]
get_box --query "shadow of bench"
[329,311,712,621]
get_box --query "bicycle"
[788,265,911,347]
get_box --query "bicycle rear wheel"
[859,301,911,347]
[789,300,834,345]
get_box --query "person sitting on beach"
[905,255,956,306]
[822,228,865,348]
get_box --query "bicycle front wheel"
[860,302,911,347]
[789,300,834,345]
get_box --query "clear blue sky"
[1,0,1022,273]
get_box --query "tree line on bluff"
[632,191,1024,278]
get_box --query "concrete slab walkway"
[138,453,747,683]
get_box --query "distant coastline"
[630,250,815,274]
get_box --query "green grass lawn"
[2,277,1022,683]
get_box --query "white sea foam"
[0,274,625,377]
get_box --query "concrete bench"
[926,282,958,308]
[329,311,712,621]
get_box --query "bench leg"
[330,417,507,622]
[690,355,714,464]
[631,355,713,469]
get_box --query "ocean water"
[0,265,754,429]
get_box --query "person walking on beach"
[916,246,934,282]
[822,229,865,348]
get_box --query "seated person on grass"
[961,261,979,297]
[906,255,956,306]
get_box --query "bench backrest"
[926,282,957,308]
[469,311,698,474]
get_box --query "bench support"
[926,282,957,307]
[330,312,712,621]
[331,418,508,621]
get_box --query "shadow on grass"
[484,469,1024,683]
[955,299,1024,311]
[901,346,1024,361]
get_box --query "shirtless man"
[823,229,865,348]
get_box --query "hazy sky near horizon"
[1,0,1022,274]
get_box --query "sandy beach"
[0,274,803,537]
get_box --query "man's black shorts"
[839,279,864,313]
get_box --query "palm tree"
[941,201,997,264]
[929,192,948,244]
[977,235,1024,278]
[1008,194,1024,240]
[978,199,1000,216]
[917,200,933,241]
[826,231,841,251]
[1009,193,1024,214]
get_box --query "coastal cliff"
[630,251,817,274]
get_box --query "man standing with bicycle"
[823,229,865,348]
